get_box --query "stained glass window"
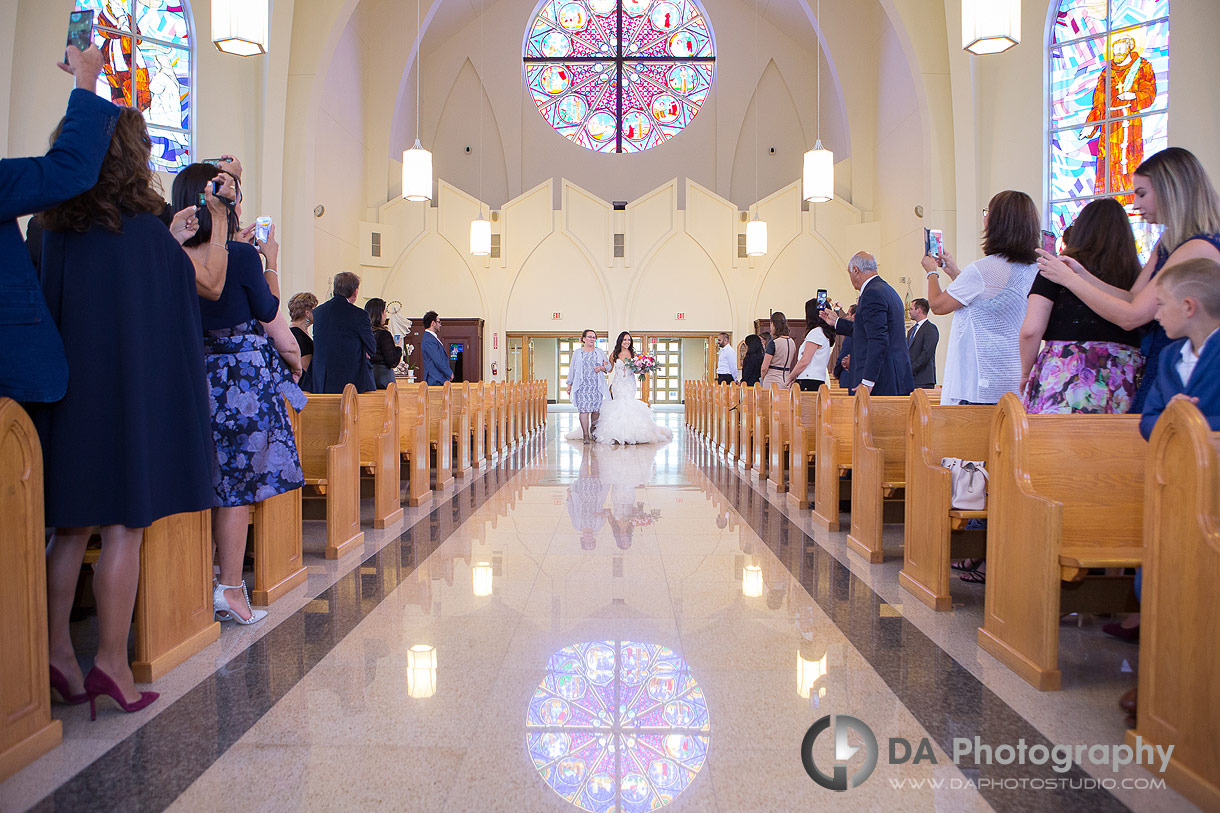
[526,640,710,811]
[523,0,715,153]
[76,0,193,172]
[1048,0,1169,258]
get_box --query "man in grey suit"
[907,298,939,389]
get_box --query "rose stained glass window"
[524,0,715,153]
[75,0,193,172]
[526,641,710,812]
[1048,0,1169,259]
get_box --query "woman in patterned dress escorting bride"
[565,328,610,443]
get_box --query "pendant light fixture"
[212,0,269,56]
[470,0,491,256]
[802,0,833,203]
[403,0,433,201]
[962,0,1021,56]
[747,0,767,258]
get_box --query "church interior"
[1,0,1218,810]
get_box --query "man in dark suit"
[907,298,939,389]
[832,304,857,387]
[308,271,376,393]
[420,310,454,386]
[820,252,914,396]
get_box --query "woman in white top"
[787,297,836,391]
[922,190,1041,405]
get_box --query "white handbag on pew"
[941,457,988,511]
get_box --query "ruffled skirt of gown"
[591,397,673,445]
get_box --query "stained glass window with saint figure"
[1049,0,1169,258]
[75,0,193,172]
[524,0,715,153]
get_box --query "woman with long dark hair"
[741,335,765,385]
[594,331,672,444]
[365,297,402,388]
[35,108,230,717]
[759,312,796,388]
[788,297,837,391]
[1020,198,1145,413]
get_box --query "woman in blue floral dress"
[174,163,306,626]
[565,329,609,443]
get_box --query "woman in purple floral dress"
[1019,198,1146,414]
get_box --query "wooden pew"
[469,383,487,469]
[534,380,545,433]
[767,383,794,493]
[427,382,456,490]
[751,384,770,480]
[497,382,510,453]
[249,401,306,606]
[449,383,474,479]
[899,390,992,611]
[510,382,522,444]
[846,388,942,563]
[737,384,755,471]
[1131,399,1220,810]
[396,382,432,506]
[357,382,404,529]
[696,380,709,440]
[300,384,365,559]
[787,388,820,509]
[683,380,692,428]
[977,393,1143,691]
[0,399,61,781]
[482,381,499,458]
[132,510,219,682]
[811,384,854,530]
[724,382,741,462]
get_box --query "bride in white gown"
[593,332,673,445]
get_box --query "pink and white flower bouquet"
[626,353,657,381]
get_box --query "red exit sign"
[675,312,686,320]
[551,312,562,320]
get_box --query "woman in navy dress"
[35,109,231,716]
[173,163,306,626]
[564,329,609,443]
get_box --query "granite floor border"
[28,437,547,813]
[683,436,1129,813]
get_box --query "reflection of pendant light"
[406,644,437,698]
[403,0,433,201]
[797,648,828,699]
[802,0,833,203]
[962,0,1021,56]
[470,0,491,256]
[472,562,493,597]
[748,0,767,256]
[212,0,269,56]
[742,564,763,598]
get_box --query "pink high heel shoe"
[83,666,159,721]
[49,664,89,705]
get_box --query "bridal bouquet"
[626,353,657,381]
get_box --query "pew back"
[356,383,403,528]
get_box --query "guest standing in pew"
[421,310,455,386]
[787,298,836,391]
[1019,199,1146,414]
[922,190,1040,405]
[907,298,939,388]
[740,334,765,386]
[309,272,376,393]
[1037,147,1220,412]
[820,252,914,396]
[0,46,116,403]
[34,109,233,717]
[173,163,306,626]
[365,297,403,389]
[1139,258,1220,438]
[289,291,318,387]
[715,333,739,383]
[760,312,797,388]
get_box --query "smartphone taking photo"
[1041,229,1058,255]
[924,228,944,260]
[816,288,828,312]
[255,216,272,244]
[66,11,94,61]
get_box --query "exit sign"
[551,312,562,320]
[675,312,686,320]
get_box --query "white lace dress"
[593,360,673,445]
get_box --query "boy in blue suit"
[421,310,454,386]
[1140,258,1220,440]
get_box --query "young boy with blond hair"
[1141,257,1220,439]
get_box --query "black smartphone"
[66,11,94,60]
[203,158,223,167]
[816,289,828,312]
[1041,229,1058,254]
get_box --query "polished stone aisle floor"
[2,411,1196,811]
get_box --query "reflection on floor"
[1,411,1198,812]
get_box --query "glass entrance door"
[646,337,683,404]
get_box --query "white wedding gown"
[592,360,673,445]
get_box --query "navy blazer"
[308,295,376,393]
[0,89,118,402]
[833,276,914,397]
[422,330,453,386]
[1140,334,1220,440]
[908,320,939,388]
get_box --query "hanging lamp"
[962,0,1021,56]
[748,0,767,257]
[802,0,833,202]
[470,0,490,255]
[746,213,768,257]
[403,0,433,201]
[212,0,269,56]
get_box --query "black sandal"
[959,568,985,584]
[951,558,983,573]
